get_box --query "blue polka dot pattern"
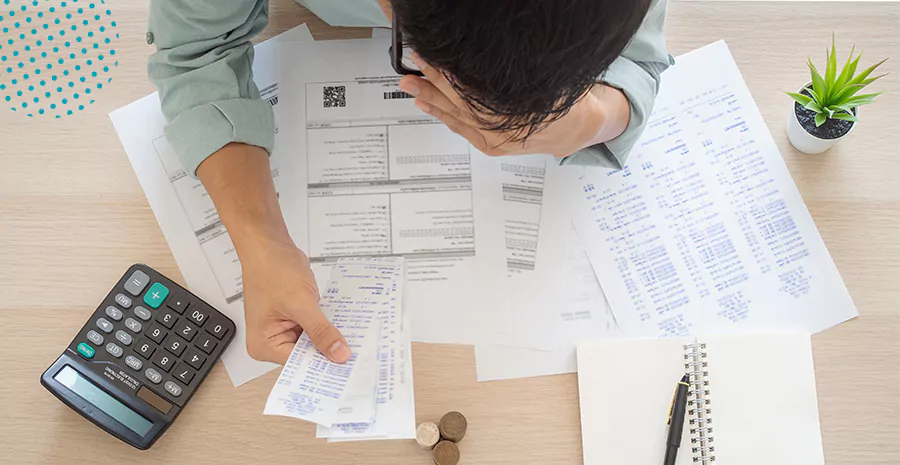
[0,0,117,118]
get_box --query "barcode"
[383,91,414,100]
[323,85,346,108]
[267,95,279,106]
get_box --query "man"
[147,0,671,366]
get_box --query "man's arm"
[563,0,673,168]
[148,0,350,364]
[197,144,350,364]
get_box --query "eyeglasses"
[389,16,424,76]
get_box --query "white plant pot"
[786,82,857,154]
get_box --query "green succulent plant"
[786,36,888,127]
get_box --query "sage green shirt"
[148,0,672,177]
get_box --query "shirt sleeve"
[147,0,273,178]
[561,0,673,169]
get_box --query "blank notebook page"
[577,334,824,465]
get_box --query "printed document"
[109,26,314,386]
[280,39,509,345]
[569,41,858,338]
[264,258,404,427]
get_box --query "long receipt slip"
[265,258,415,440]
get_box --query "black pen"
[664,374,691,465]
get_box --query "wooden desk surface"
[1,1,898,463]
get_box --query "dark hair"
[391,0,653,140]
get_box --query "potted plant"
[786,37,888,154]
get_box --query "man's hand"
[398,53,631,158]
[241,240,350,365]
[197,143,350,365]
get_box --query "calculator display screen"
[54,366,154,436]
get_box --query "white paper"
[316,272,416,441]
[568,41,858,338]
[264,259,402,427]
[577,334,824,465]
[109,25,314,386]
[281,39,509,345]
[476,162,620,379]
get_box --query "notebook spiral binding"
[684,341,715,463]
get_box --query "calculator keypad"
[86,330,104,345]
[174,321,198,342]
[124,317,143,333]
[115,330,133,346]
[163,334,187,357]
[96,318,114,333]
[125,355,143,371]
[133,306,152,321]
[135,338,157,359]
[156,309,178,329]
[146,323,168,344]
[106,343,124,358]
[153,351,176,372]
[194,333,217,355]
[105,306,123,321]
[69,265,234,410]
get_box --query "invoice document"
[476,163,620,380]
[280,39,509,345]
[569,41,858,337]
[265,259,403,427]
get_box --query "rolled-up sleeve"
[148,0,273,178]
[562,0,673,169]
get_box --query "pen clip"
[667,384,677,425]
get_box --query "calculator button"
[96,318,114,334]
[194,332,217,355]
[114,293,132,309]
[133,306,152,321]
[156,309,178,329]
[105,343,124,358]
[135,338,157,359]
[143,282,170,309]
[76,342,95,359]
[173,363,196,385]
[183,347,207,370]
[164,381,182,397]
[163,334,187,357]
[124,318,143,334]
[152,351,176,372]
[114,330,133,346]
[174,320,198,342]
[146,323,168,344]
[205,316,230,340]
[104,306,123,321]
[144,368,162,384]
[86,330,104,346]
[125,355,143,371]
[166,294,189,314]
[187,308,208,327]
[124,270,150,296]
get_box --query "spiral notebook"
[576,334,824,465]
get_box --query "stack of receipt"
[264,258,416,441]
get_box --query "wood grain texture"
[1,2,898,464]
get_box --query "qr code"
[323,85,346,108]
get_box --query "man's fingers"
[247,324,301,365]
[415,100,489,152]
[409,53,470,111]
[297,308,352,363]
[400,75,473,125]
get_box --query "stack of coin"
[417,411,468,465]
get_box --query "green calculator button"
[143,283,170,309]
[77,342,95,359]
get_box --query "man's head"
[389,0,652,139]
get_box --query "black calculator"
[41,264,235,449]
